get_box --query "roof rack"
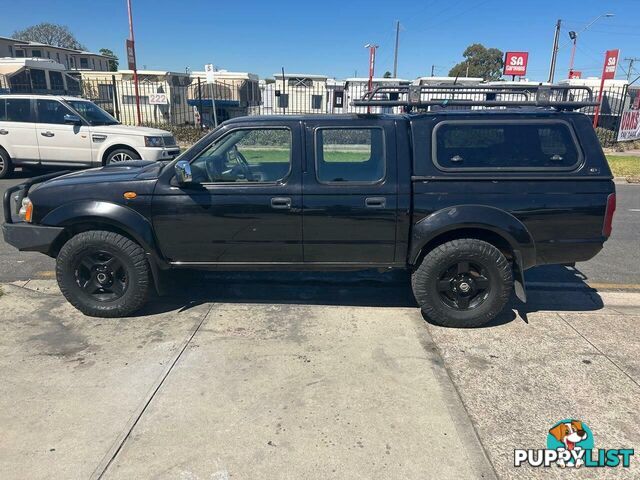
[351,84,598,111]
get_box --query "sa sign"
[602,49,619,80]
[504,52,529,76]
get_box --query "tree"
[12,23,86,50]
[448,43,504,81]
[383,71,392,78]
[99,48,119,71]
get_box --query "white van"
[0,95,180,178]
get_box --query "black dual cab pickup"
[2,85,616,327]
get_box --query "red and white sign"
[569,70,582,79]
[125,39,136,70]
[617,109,640,142]
[503,52,529,76]
[602,49,619,80]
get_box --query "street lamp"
[566,13,615,79]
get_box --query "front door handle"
[41,131,55,137]
[0,129,8,135]
[271,197,291,210]
[365,197,386,208]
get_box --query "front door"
[152,123,303,264]
[302,120,398,264]
[35,99,93,165]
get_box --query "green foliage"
[449,43,504,81]
[383,71,392,78]
[12,23,86,50]
[142,123,207,145]
[99,48,119,71]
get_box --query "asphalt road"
[1,170,638,288]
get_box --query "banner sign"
[617,106,640,142]
[569,71,582,79]
[504,52,529,76]
[126,39,136,70]
[602,49,619,80]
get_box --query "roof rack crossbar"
[352,84,598,110]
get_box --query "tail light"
[602,193,616,238]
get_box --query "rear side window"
[4,98,33,123]
[315,128,385,183]
[433,121,581,171]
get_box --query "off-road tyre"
[56,231,150,317]
[412,239,513,328]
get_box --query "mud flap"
[513,249,527,303]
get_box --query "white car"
[0,94,180,178]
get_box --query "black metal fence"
[2,71,638,147]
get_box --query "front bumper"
[139,146,181,161]
[2,223,65,254]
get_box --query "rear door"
[302,119,398,264]
[35,99,93,165]
[0,97,39,163]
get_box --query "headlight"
[19,197,33,223]
[144,136,164,147]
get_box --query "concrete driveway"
[0,279,494,480]
[2,273,639,479]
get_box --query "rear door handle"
[271,197,291,209]
[41,131,55,137]
[365,197,386,208]
[0,129,8,135]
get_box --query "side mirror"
[63,114,82,125]
[175,160,193,184]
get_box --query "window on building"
[80,58,89,69]
[31,50,42,57]
[15,49,25,58]
[30,69,47,91]
[56,52,60,63]
[8,45,13,56]
[191,128,292,183]
[312,95,323,110]
[4,98,33,122]
[433,122,581,171]
[49,71,65,91]
[277,94,289,109]
[123,95,149,105]
[315,128,386,183]
[36,99,74,124]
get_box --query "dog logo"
[514,419,634,469]
[547,420,592,467]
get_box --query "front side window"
[190,128,291,183]
[315,128,385,183]
[80,58,89,69]
[5,98,33,122]
[36,99,74,124]
[66,100,119,126]
[434,121,581,171]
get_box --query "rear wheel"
[105,148,140,165]
[0,149,13,179]
[56,231,150,317]
[412,239,513,328]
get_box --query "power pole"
[392,21,400,78]
[624,57,640,82]
[548,19,562,83]
[431,64,435,76]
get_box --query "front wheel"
[0,149,13,179]
[56,231,150,317]
[412,239,513,328]
[105,148,140,165]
